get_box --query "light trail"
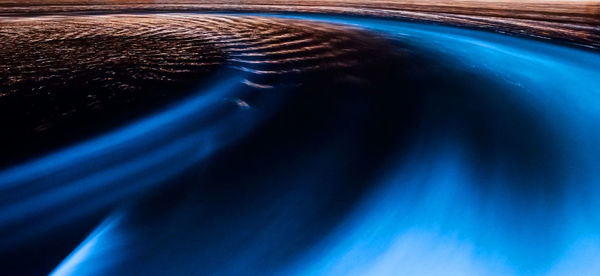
[1,12,600,275]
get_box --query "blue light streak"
[4,13,600,275]
[0,70,271,248]
[272,14,600,275]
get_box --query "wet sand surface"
[1,1,598,49]
[0,14,399,166]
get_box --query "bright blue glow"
[4,13,600,275]
[0,73,237,186]
[50,214,124,276]
[269,14,600,276]
[0,71,272,247]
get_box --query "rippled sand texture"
[0,0,598,49]
[0,14,397,165]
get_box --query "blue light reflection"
[5,13,600,275]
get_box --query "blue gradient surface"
[2,13,599,276]
[270,14,600,275]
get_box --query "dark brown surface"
[0,1,598,49]
[0,14,397,166]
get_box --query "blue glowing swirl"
[0,70,275,248]
[2,13,600,276]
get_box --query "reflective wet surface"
[1,12,600,276]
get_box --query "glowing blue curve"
[40,13,600,276]
[0,70,268,247]
[270,14,600,276]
